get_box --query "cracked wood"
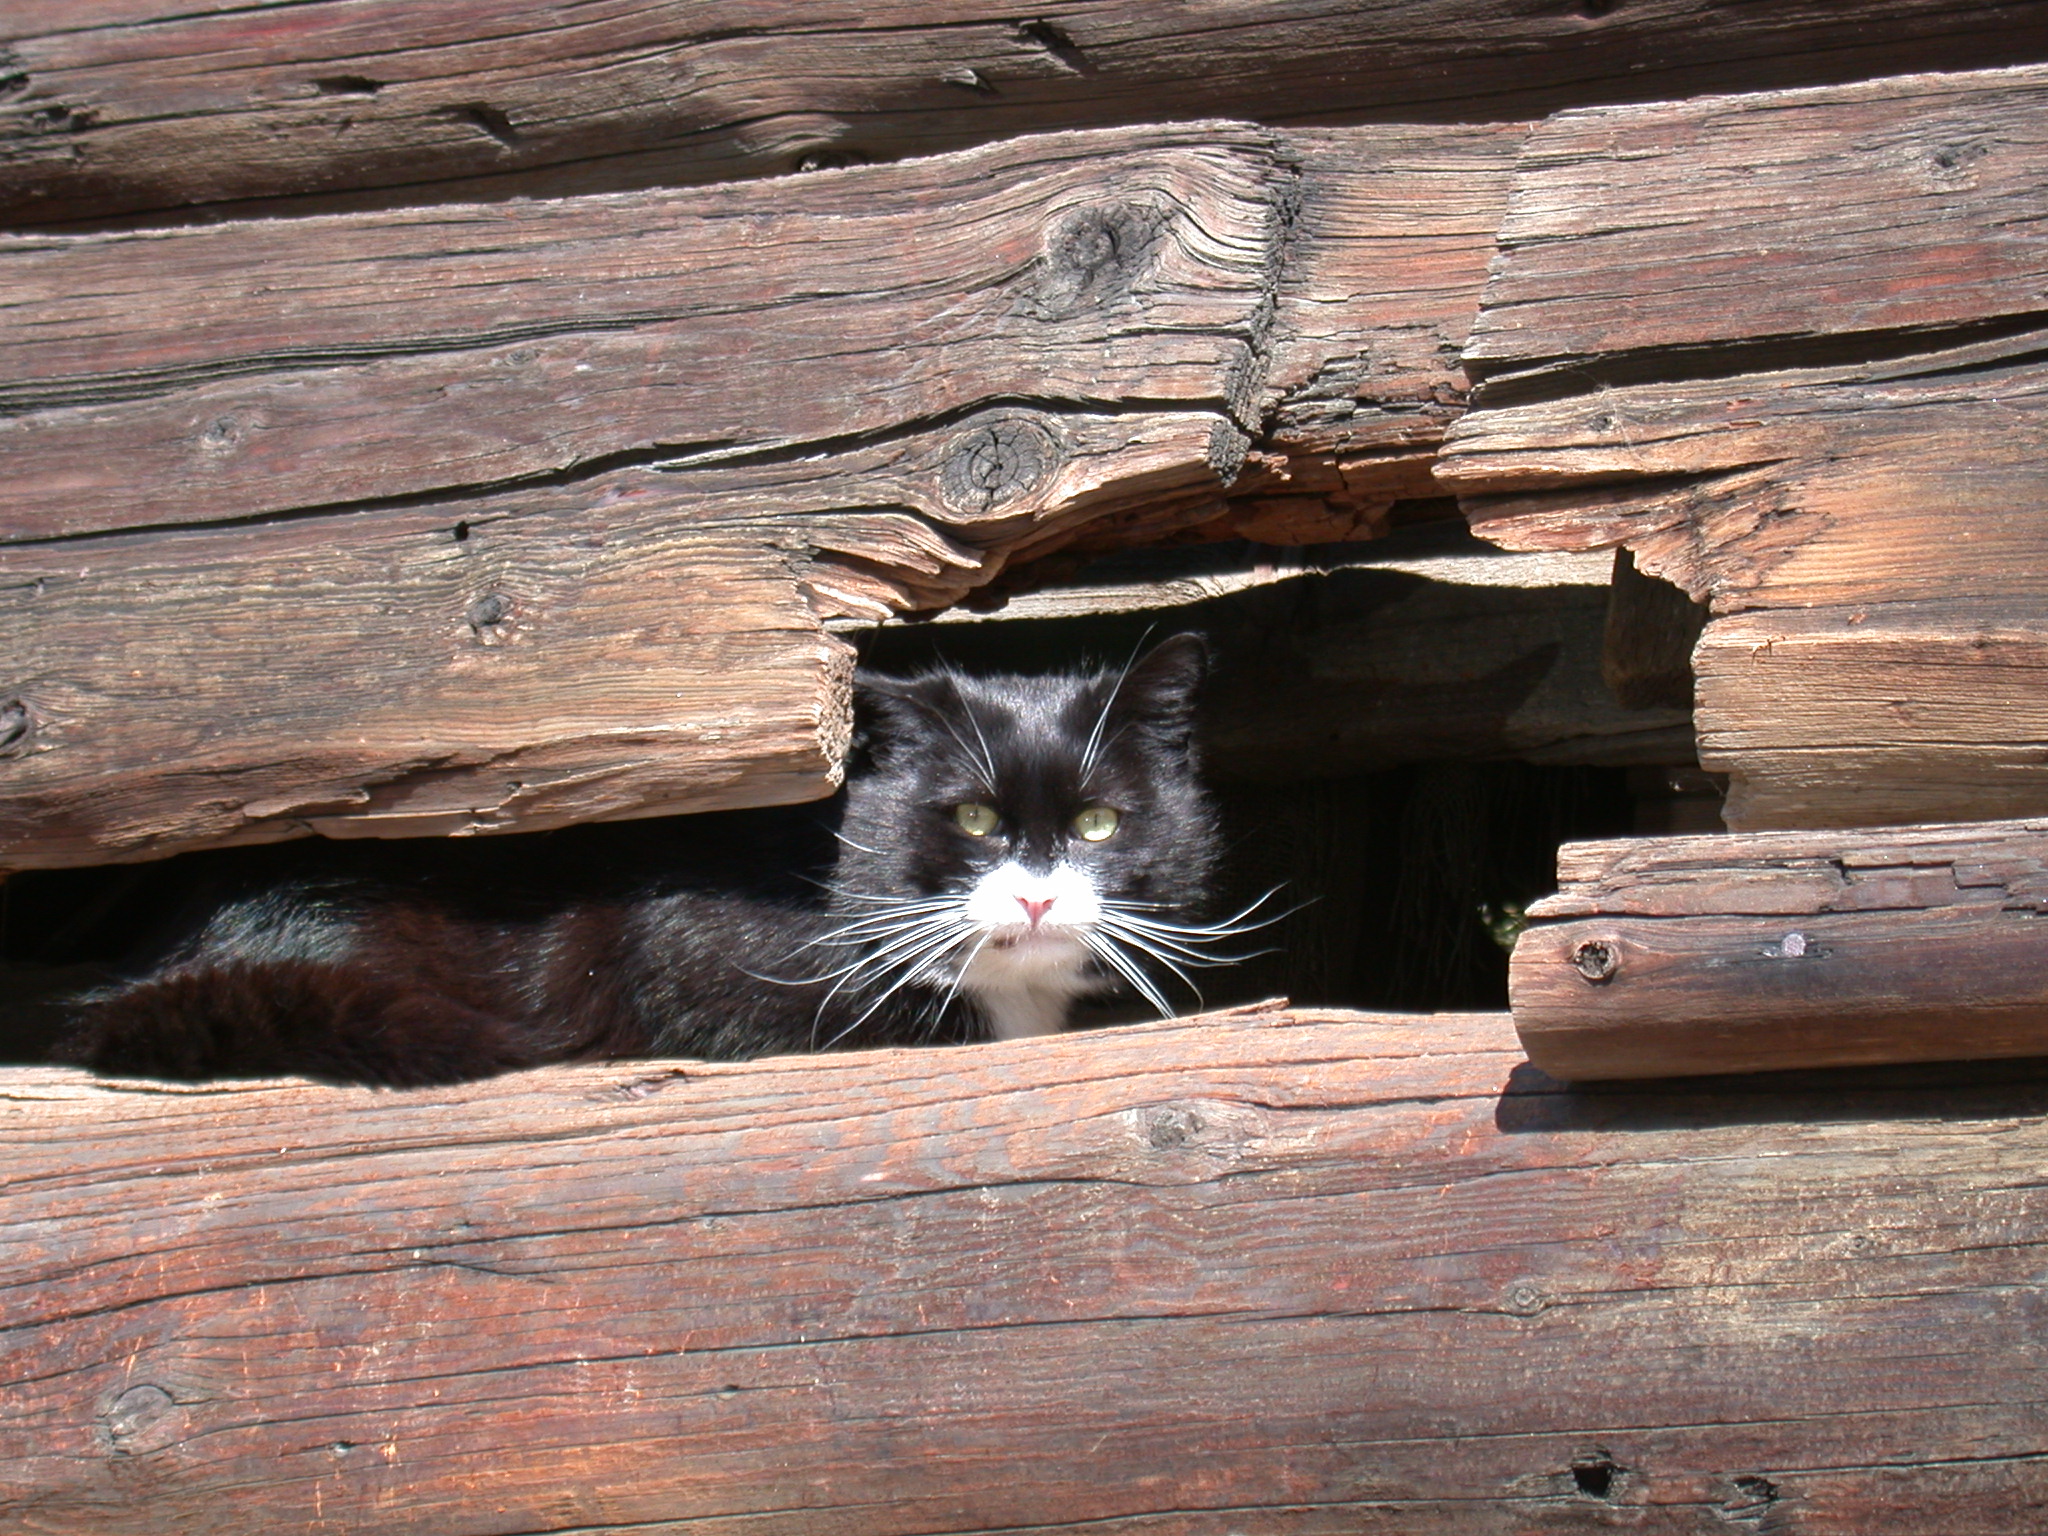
[0,122,1521,870]
[5,2,2046,227]
[1439,64,2048,830]
[1512,817,2048,1078]
[8,1002,2048,1531]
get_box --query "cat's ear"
[1106,633,1208,748]
[851,670,955,767]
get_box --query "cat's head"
[837,634,1222,1037]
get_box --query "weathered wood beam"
[1512,818,2048,1079]
[1438,65,2048,830]
[7,2,2047,227]
[9,1004,2048,1532]
[0,122,1515,870]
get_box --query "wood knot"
[937,412,1063,516]
[101,1384,179,1454]
[0,696,38,758]
[199,414,245,452]
[1026,201,1166,319]
[1502,1282,1548,1316]
[1571,938,1620,984]
[466,592,514,636]
[1924,138,1987,189]
[1144,1104,1204,1149]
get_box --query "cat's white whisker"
[1079,929,1178,1019]
[1077,631,1156,784]
[1094,915,1237,969]
[957,694,1001,790]
[821,921,980,1049]
[1099,884,1293,938]
[824,914,969,984]
[931,929,997,1024]
[1096,911,1277,963]
[929,673,1001,790]
[802,902,964,947]
[772,907,971,1005]
[1091,922,1207,994]
[829,829,891,857]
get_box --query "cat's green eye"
[1073,805,1121,842]
[952,802,1000,837]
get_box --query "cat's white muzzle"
[956,861,1102,1038]
[962,861,1101,941]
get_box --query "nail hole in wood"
[1571,1451,1622,1498]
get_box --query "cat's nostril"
[1018,896,1055,926]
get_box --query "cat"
[51,634,1256,1087]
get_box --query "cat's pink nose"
[1017,896,1055,927]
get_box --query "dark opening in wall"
[856,519,1702,1022]
[0,521,1714,1065]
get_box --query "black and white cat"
[54,634,1252,1086]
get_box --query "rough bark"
[6,2,2047,229]
[1438,64,2048,830]
[0,121,1517,871]
[8,1002,2048,1532]
[1512,818,2048,1079]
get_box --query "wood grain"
[0,121,1521,870]
[1512,819,2048,1078]
[7,2,2046,228]
[1439,66,2048,830]
[1461,65,2048,380]
[9,1001,2048,1531]
[0,126,1282,543]
[0,119,1527,870]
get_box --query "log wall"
[1438,63,2048,830]
[12,47,2048,862]
[8,1005,2048,1532]
[0,121,1520,871]
[7,2,2047,228]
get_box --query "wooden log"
[7,2,2048,227]
[1438,65,2048,830]
[0,122,1515,870]
[1511,818,2048,1079]
[9,1002,2048,1532]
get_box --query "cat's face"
[834,634,1221,1039]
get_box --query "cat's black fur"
[52,635,1227,1086]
